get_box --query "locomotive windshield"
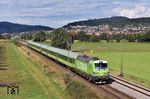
[95,63,107,70]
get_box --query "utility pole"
[119,51,124,78]
[39,35,42,52]
[67,32,70,63]
[25,32,27,41]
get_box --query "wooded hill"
[63,16,150,28]
[0,22,53,34]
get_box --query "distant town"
[66,25,150,36]
[0,16,150,43]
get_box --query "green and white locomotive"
[27,41,109,84]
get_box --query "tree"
[0,34,3,39]
[135,33,144,42]
[51,29,72,50]
[116,38,121,42]
[126,34,135,42]
[21,32,34,40]
[45,32,52,40]
[76,31,89,42]
[68,31,78,43]
[115,34,122,42]
[143,30,150,42]
[3,34,11,39]
[89,35,100,42]
[100,33,110,42]
[33,31,46,42]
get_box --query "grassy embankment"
[0,41,99,99]
[72,41,150,88]
[0,41,67,98]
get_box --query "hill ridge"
[0,21,53,34]
[63,16,150,28]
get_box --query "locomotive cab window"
[95,63,107,70]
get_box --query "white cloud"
[0,0,109,27]
[0,0,150,27]
[114,4,150,18]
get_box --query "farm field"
[0,41,68,99]
[72,42,150,88]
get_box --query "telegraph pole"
[67,32,70,63]
[119,51,124,78]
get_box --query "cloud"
[0,0,116,27]
[0,0,150,27]
[114,3,150,18]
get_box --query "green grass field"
[0,41,68,99]
[0,41,100,99]
[72,42,150,88]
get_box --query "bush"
[63,73,71,84]
[126,34,135,42]
[14,40,21,47]
[65,80,99,99]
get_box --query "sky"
[0,0,150,28]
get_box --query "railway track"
[110,75,150,98]
[19,41,150,99]
[98,85,133,99]
[19,41,133,99]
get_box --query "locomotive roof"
[28,41,79,58]
[77,55,99,62]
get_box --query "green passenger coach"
[27,41,109,84]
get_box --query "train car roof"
[28,41,79,58]
[77,55,99,62]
